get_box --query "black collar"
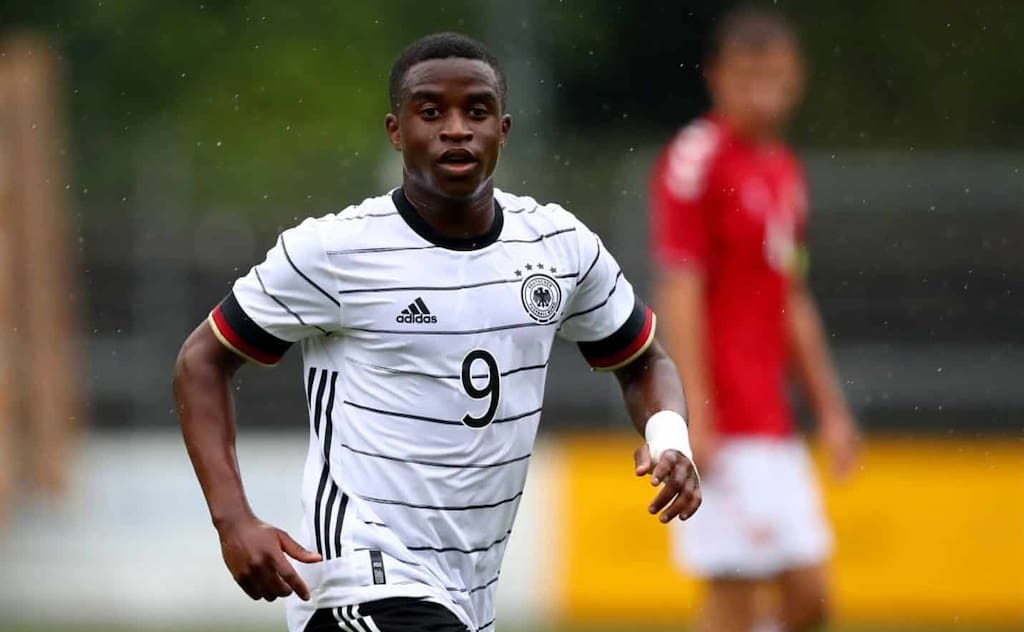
[392,187,504,251]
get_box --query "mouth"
[436,149,479,174]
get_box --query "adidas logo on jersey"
[396,297,438,324]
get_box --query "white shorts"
[673,438,832,579]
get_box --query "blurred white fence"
[0,432,559,629]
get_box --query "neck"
[402,177,495,240]
[713,109,778,144]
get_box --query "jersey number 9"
[461,349,500,428]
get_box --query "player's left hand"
[634,444,701,523]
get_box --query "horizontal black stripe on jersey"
[331,210,399,222]
[406,528,513,555]
[444,573,501,594]
[340,443,531,469]
[346,320,557,336]
[328,243,438,255]
[505,205,539,215]
[499,226,575,244]
[325,226,576,255]
[353,358,547,381]
[477,618,495,631]
[356,490,523,512]
[344,400,542,426]
[279,233,341,307]
[467,575,499,595]
[562,269,624,323]
[337,271,578,295]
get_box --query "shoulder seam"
[280,231,341,308]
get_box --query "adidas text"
[395,313,438,324]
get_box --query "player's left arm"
[787,278,859,478]
[557,215,700,523]
[613,341,702,523]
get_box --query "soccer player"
[649,7,859,632]
[174,33,700,632]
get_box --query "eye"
[419,106,441,120]
[469,105,490,119]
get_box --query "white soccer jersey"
[208,188,656,632]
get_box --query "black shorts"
[303,597,470,632]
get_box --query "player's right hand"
[216,514,322,602]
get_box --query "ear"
[385,113,401,151]
[499,114,512,147]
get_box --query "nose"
[439,111,473,143]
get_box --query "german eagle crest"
[520,272,562,323]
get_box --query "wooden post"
[2,33,80,510]
[0,46,16,524]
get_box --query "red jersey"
[649,115,808,438]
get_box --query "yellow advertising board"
[558,436,1024,628]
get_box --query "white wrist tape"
[645,410,693,465]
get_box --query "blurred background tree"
[0,0,1020,218]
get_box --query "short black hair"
[706,4,800,62]
[388,32,507,113]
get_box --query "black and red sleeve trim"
[207,292,292,366]
[577,296,657,371]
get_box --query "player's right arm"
[174,322,320,601]
[648,126,719,470]
[173,218,341,602]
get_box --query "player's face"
[386,58,511,200]
[707,41,804,136]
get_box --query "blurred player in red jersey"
[649,6,859,632]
